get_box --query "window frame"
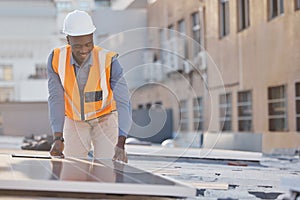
[268,0,284,20]
[180,99,189,132]
[268,85,288,132]
[177,19,188,59]
[0,111,2,134]
[237,90,253,132]
[219,92,232,131]
[193,97,203,131]
[296,82,300,132]
[191,11,201,57]
[219,0,230,38]
[237,0,250,31]
[168,24,174,39]
[295,0,300,10]
[159,29,165,63]
[0,64,13,81]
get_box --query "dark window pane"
[238,91,251,102]
[220,0,230,37]
[192,12,200,26]
[238,120,252,131]
[297,0,300,10]
[194,121,202,131]
[268,102,286,115]
[296,82,300,97]
[238,105,252,117]
[296,100,300,114]
[279,0,284,14]
[297,117,300,132]
[221,120,232,131]
[269,118,285,131]
[272,0,278,18]
[220,93,232,104]
[268,85,285,99]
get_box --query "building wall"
[92,8,148,89]
[131,0,206,140]
[0,0,58,102]
[131,0,300,152]
[0,102,51,136]
[205,0,300,151]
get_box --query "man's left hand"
[113,136,127,163]
[113,146,128,163]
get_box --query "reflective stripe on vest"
[52,45,116,121]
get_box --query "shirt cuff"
[118,128,128,137]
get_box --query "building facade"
[131,0,300,152]
[0,0,147,135]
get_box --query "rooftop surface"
[0,136,299,200]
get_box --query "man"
[47,10,131,162]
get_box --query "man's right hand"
[50,140,64,158]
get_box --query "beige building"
[131,0,300,152]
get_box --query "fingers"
[50,150,64,158]
[113,147,128,163]
[50,142,64,158]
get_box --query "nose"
[80,45,90,53]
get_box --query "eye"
[72,44,82,49]
[86,42,93,48]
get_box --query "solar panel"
[0,154,196,198]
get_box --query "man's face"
[67,34,94,65]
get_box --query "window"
[36,64,47,79]
[0,87,14,102]
[191,12,201,56]
[180,100,189,132]
[168,24,174,39]
[29,64,47,79]
[95,0,111,7]
[238,91,252,131]
[268,85,288,131]
[159,29,165,63]
[177,19,188,59]
[237,0,250,31]
[296,0,300,10]
[0,64,13,81]
[56,1,72,11]
[0,112,2,134]
[193,97,203,131]
[296,82,300,131]
[268,0,284,20]
[219,0,230,37]
[219,93,232,131]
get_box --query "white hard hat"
[63,10,96,36]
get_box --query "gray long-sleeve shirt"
[47,49,132,137]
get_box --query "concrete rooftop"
[0,135,299,200]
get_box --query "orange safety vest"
[52,45,117,121]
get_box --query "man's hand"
[50,140,64,158]
[113,146,128,163]
[113,136,127,163]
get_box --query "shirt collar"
[70,52,93,68]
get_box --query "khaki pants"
[63,112,118,159]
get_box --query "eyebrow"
[72,40,93,46]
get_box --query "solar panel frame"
[0,155,196,198]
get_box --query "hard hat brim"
[64,27,96,36]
